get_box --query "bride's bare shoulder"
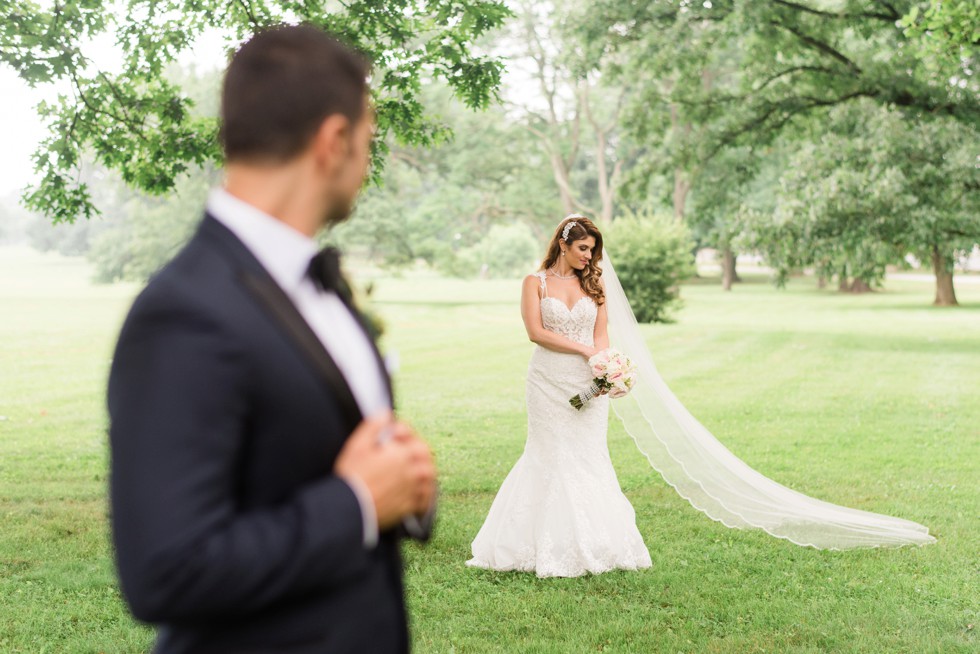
[523,272,545,297]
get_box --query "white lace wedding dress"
[467,272,652,578]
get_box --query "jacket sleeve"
[108,284,372,623]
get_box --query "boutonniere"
[314,242,386,344]
[348,280,386,344]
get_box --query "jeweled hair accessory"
[560,213,586,241]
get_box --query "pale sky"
[0,28,228,198]
[0,68,54,197]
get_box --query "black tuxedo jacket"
[108,215,408,653]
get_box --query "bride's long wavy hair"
[539,215,605,306]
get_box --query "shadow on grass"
[794,329,979,354]
[681,273,773,287]
[376,300,515,308]
[835,301,980,312]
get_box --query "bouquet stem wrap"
[569,382,603,410]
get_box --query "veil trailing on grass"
[600,254,936,550]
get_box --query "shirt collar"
[206,188,318,291]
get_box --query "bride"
[468,213,935,577]
[467,216,652,577]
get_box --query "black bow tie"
[308,247,382,342]
[307,247,346,296]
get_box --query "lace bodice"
[534,272,596,346]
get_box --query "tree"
[687,145,759,291]
[567,0,755,287]
[741,101,980,305]
[579,1,979,151]
[502,0,633,225]
[576,1,979,299]
[719,2,971,145]
[1,0,511,223]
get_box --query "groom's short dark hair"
[220,25,370,163]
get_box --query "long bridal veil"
[600,255,936,549]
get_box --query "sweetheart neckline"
[542,295,594,313]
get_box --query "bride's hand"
[581,346,598,360]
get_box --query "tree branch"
[771,0,899,22]
[388,149,426,171]
[518,122,556,152]
[750,65,838,93]
[236,0,260,28]
[707,90,878,160]
[68,70,148,143]
[770,20,862,74]
[572,197,599,216]
[873,1,902,20]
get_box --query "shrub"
[448,222,539,278]
[606,211,695,323]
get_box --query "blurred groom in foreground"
[107,25,436,653]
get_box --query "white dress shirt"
[207,188,385,547]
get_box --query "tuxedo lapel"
[199,215,364,430]
[239,269,364,430]
[333,284,395,406]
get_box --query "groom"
[107,25,436,653]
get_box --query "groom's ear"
[310,114,353,174]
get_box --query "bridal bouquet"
[569,348,637,410]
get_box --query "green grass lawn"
[1,245,977,653]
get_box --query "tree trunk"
[599,182,614,225]
[549,152,576,216]
[581,84,622,226]
[594,125,615,226]
[848,278,873,294]
[721,247,739,291]
[673,168,690,222]
[817,275,827,289]
[668,101,692,223]
[931,246,959,306]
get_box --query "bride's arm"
[593,278,609,350]
[521,275,595,358]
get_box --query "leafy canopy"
[1,0,512,223]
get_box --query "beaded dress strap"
[535,271,548,298]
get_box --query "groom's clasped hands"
[335,412,437,530]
